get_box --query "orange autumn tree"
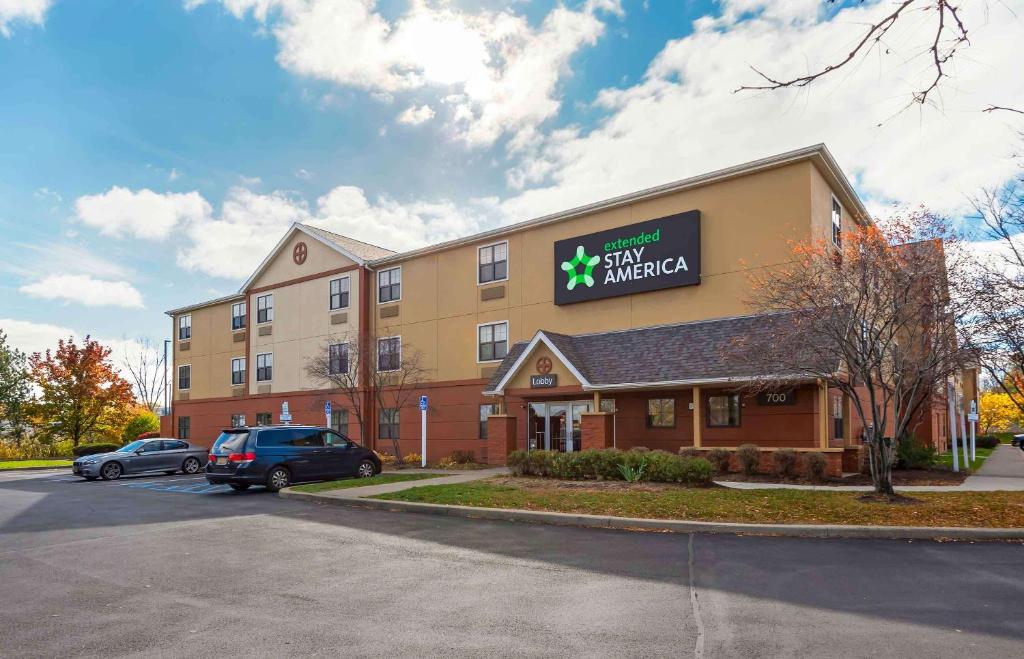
[735,210,976,496]
[29,336,136,447]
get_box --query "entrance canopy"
[483,312,835,395]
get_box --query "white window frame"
[231,357,246,386]
[329,276,351,311]
[231,302,246,331]
[377,266,402,304]
[476,320,509,363]
[255,352,273,382]
[831,195,842,249]
[256,293,274,324]
[477,240,509,286]
[177,364,191,391]
[376,335,401,373]
[178,314,191,341]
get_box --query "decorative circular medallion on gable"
[536,357,552,374]
[293,242,308,265]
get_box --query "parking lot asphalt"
[1,468,1023,658]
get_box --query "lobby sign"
[756,389,796,406]
[530,374,558,388]
[554,211,701,305]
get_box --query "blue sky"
[1,0,1022,358]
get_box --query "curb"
[278,489,1024,541]
[0,465,72,472]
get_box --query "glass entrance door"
[528,401,593,452]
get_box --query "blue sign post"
[324,401,332,428]
[419,396,428,467]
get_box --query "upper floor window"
[378,267,401,303]
[329,343,349,375]
[478,242,508,284]
[177,364,191,391]
[646,398,674,428]
[256,294,273,323]
[231,357,246,385]
[377,336,400,372]
[231,302,246,330]
[478,322,508,362]
[831,196,842,249]
[178,314,191,340]
[707,393,741,427]
[256,353,273,382]
[330,277,350,310]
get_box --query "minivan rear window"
[212,431,249,453]
[257,428,323,447]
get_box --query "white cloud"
[397,104,435,126]
[168,168,181,182]
[19,275,145,309]
[186,0,621,147]
[1,242,132,281]
[74,187,211,240]
[499,0,1024,221]
[0,0,52,37]
[0,317,76,356]
[295,168,313,180]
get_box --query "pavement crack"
[688,533,705,659]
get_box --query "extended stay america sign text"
[553,210,701,305]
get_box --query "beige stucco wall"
[373,160,843,383]
[505,343,582,390]
[173,299,245,400]
[250,231,356,290]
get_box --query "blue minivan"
[205,425,382,491]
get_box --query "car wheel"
[266,467,290,492]
[100,462,122,480]
[357,460,376,478]
[182,457,202,474]
[229,483,251,491]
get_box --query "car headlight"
[81,457,97,464]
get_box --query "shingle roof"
[301,223,396,261]
[486,312,839,392]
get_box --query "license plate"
[216,457,227,465]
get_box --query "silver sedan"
[72,438,208,481]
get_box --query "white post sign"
[958,393,969,469]
[947,382,959,473]
[280,401,291,425]
[419,395,428,468]
[969,399,978,461]
[324,400,332,429]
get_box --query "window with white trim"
[230,414,245,428]
[178,314,191,340]
[329,343,349,375]
[256,353,273,382]
[831,196,842,249]
[379,408,399,440]
[231,357,246,385]
[330,409,349,435]
[256,294,273,323]
[178,364,191,390]
[478,322,508,362]
[478,242,508,284]
[377,337,400,372]
[231,302,246,330]
[378,267,401,303]
[330,277,350,310]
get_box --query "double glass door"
[528,401,593,452]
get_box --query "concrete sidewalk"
[316,467,508,499]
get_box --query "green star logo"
[560,245,600,290]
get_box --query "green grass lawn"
[0,459,73,470]
[374,478,1024,528]
[935,446,994,472]
[290,472,444,493]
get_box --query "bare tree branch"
[121,337,166,412]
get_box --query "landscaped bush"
[677,447,700,459]
[803,451,829,482]
[402,453,423,465]
[448,449,477,464]
[706,448,732,474]
[772,449,799,479]
[72,443,121,457]
[975,435,1000,449]
[0,438,75,460]
[375,451,396,465]
[895,436,937,470]
[506,448,712,485]
[121,411,159,445]
[735,444,761,475]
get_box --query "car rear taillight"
[228,452,256,462]
[208,454,215,463]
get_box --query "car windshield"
[212,431,249,453]
[118,440,146,453]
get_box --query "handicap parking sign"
[419,395,428,411]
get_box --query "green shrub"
[121,411,160,445]
[706,448,732,473]
[803,451,829,482]
[772,449,799,479]
[736,444,761,475]
[618,459,646,482]
[72,443,121,457]
[507,448,711,485]
[975,435,1000,449]
[895,436,937,470]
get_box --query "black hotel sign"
[554,211,701,305]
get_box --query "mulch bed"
[715,469,967,487]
